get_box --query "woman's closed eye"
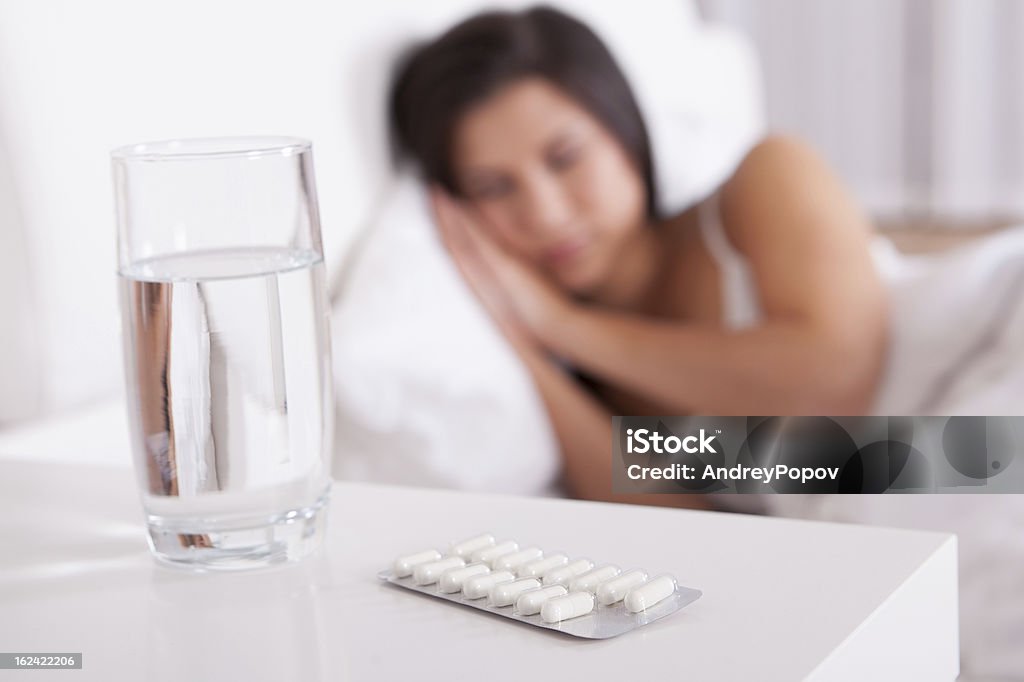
[464,174,515,201]
[546,142,583,172]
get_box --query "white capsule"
[624,574,677,613]
[489,578,541,607]
[541,591,595,623]
[462,570,515,599]
[515,585,568,616]
[494,547,543,572]
[596,569,648,605]
[393,549,442,578]
[438,563,490,593]
[413,556,465,585]
[448,533,495,559]
[543,559,594,586]
[569,564,620,593]
[471,541,519,567]
[518,554,568,578]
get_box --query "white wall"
[703,0,1024,221]
[0,134,42,423]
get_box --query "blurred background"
[2,0,1022,440]
[703,0,1024,250]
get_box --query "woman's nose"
[519,174,574,236]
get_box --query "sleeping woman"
[388,6,888,507]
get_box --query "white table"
[0,460,958,681]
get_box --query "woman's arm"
[518,345,712,508]
[432,188,710,506]
[540,136,888,415]
[540,313,881,415]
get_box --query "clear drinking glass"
[112,137,334,571]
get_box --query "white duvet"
[871,226,1024,417]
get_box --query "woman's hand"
[430,186,574,354]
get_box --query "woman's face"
[450,77,649,295]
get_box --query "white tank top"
[697,191,762,330]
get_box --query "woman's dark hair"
[389,5,658,217]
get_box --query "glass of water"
[112,137,334,571]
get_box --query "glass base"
[145,491,330,572]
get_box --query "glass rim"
[110,136,312,162]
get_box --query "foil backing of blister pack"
[378,570,702,639]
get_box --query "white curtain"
[702,0,1024,222]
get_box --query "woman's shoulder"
[716,134,855,248]
[721,134,830,205]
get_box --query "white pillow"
[330,176,560,493]
[330,17,765,491]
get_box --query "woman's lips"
[543,237,589,267]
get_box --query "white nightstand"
[0,460,958,681]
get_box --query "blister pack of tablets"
[379,533,702,639]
